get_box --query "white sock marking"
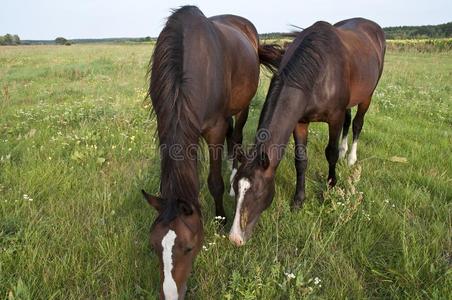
[229,178,251,244]
[229,168,237,197]
[162,230,178,300]
[339,135,348,159]
[348,140,358,166]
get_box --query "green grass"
[1,44,451,299]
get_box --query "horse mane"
[147,6,204,208]
[278,21,337,93]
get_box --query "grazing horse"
[143,6,283,299]
[229,18,386,246]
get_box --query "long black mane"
[257,22,338,131]
[279,22,337,92]
[147,6,203,217]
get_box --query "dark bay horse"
[142,6,283,299]
[229,18,386,246]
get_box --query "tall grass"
[0,44,451,299]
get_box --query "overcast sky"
[1,0,451,40]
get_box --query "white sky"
[1,0,451,40]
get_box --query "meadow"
[0,43,451,299]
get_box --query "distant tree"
[12,34,20,45]
[4,34,13,44]
[144,36,151,42]
[0,34,20,45]
[55,37,68,45]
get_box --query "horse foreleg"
[325,115,344,187]
[292,122,309,209]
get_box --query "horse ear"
[258,151,270,170]
[141,189,162,211]
[177,199,194,216]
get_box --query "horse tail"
[258,43,285,73]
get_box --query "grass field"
[0,44,451,299]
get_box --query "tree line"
[0,34,21,45]
[2,22,450,46]
[384,22,451,39]
[260,22,452,40]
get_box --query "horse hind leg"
[229,107,250,197]
[226,116,234,169]
[204,121,229,223]
[348,100,371,166]
[339,108,352,159]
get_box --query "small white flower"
[314,277,321,285]
[284,272,296,279]
[202,245,208,251]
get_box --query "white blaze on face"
[229,168,237,197]
[162,229,178,300]
[348,140,358,166]
[229,178,251,245]
[339,134,348,159]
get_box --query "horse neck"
[160,135,200,203]
[258,85,307,171]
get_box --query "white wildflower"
[284,272,296,280]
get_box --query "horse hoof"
[291,196,305,211]
[327,178,337,188]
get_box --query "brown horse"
[229,18,386,246]
[143,6,283,299]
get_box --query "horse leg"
[226,116,234,165]
[205,121,228,222]
[325,116,344,187]
[348,100,371,166]
[292,122,309,210]
[339,108,351,159]
[229,106,250,197]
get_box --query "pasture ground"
[0,44,451,299]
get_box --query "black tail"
[258,43,285,74]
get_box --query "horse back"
[334,18,386,106]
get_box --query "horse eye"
[184,247,193,254]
